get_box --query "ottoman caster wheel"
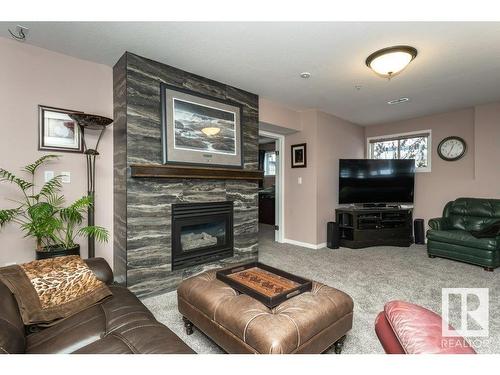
[484,267,494,272]
[183,317,194,335]
[428,254,436,258]
[333,335,346,354]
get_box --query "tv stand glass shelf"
[335,206,413,249]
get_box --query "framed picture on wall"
[38,105,84,153]
[291,143,307,168]
[160,83,244,168]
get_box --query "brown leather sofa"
[0,258,194,354]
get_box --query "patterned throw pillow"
[0,256,112,325]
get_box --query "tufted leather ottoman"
[177,270,353,354]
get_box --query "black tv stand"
[336,206,413,248]
[362,203,390,208]
[360,203,401,209]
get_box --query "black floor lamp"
[69,113,113,258]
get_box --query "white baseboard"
[283,238,327,250]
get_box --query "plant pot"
[35,244,80,260]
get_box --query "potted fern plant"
[0,155,108,259]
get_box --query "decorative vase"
[35,244,80,260]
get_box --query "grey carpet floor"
[142,224,500,354]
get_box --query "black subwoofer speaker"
[327,222,339,249]
[414,218,425,244]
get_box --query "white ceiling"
[2,22,500,125]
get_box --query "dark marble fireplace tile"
[127,245,170,268]
[128,179,184,203]
[234,234,259,250]
[225,86,258,110]
[234,219,258,234]
[127,53,177,80]
[114,52,259,298]
[182,75,227,101]
[127,53,228,96]
[226,182,259,204]
[113,54,128,285]
[180,180,227,202]
[126,250,169,270]
[233,229,258,254]
[127,211,170,227]
[127,265,180,297]
[127,115,161,142]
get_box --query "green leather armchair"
[427,197,500,271]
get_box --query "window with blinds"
[367,130,431,171]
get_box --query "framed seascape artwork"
[38,105,84,153]
[160,83,244,168]
[291,143,307,168]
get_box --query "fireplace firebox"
[171,201,234,270]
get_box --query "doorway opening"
[258,130,284,244]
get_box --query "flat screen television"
[339,159,415,204]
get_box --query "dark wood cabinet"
[259,194,275,225]
[335,207,413,248]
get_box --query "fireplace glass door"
[172,202,233,270]
[180,220,227,252]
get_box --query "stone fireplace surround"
[113,52,259,298]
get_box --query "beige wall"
[260,99,365,246]
[284,110,318,245]
[282,110,364,245]
[259,97,302,132]
[315,112,364,242]
[0,37,113,267]
[473,102,500,196]
[365,104,500,227]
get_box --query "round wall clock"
[437,136,467,161]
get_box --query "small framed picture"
[291,143,307,168]
[38,105,84,153]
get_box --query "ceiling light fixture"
[300,72,311,79]
[387,97,410,105]
[201,127,221,136]
[366,45,417,79]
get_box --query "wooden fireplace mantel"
[130,164,264,181]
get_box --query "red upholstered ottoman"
[374,300,476,354]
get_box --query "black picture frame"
[160,83,244,168]
[291,143,307,168]
[38,105,84,153]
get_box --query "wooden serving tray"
[216,262,312,308]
